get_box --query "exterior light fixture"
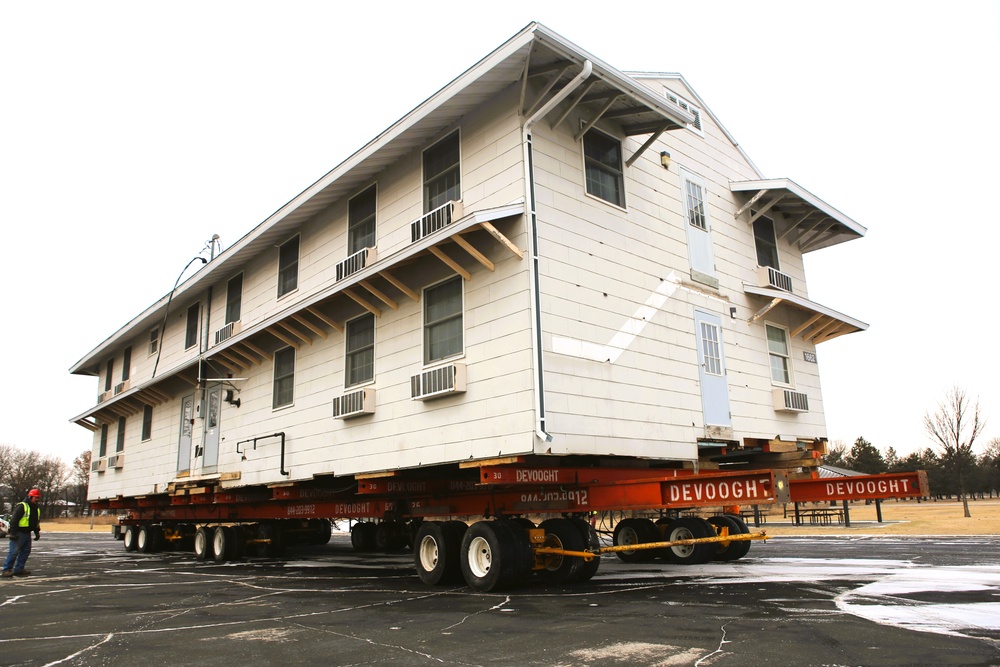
[660,151,671,169]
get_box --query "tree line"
[0,444,90,519]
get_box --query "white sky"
[2,1,998,465]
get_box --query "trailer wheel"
[538,518,586,584]
[255,523,285,557]
[213,526,241,563]
[460,520,532,592]
[613,518,658,562]
[123,525,139,552]
[662,517,714,565]
[308,519,332,545]
[375,521,406,552]
[717,514,752,561]
[414,521,464,585]
[137,525,157,553]
[351,522,377,552]
[567,517,601,583]
[194,526,214,561]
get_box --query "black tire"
[194,526,214,561]
[309,519,332,545]
[567,517,601,583]
[538,518,586,584]
[123,525,138,552]
[350,522,377,552]
[718,514,752,560]
[612,518,658,562]
[112,525,123,540]
[375,521,406,552]
[255,522,285,557]
[414,521,465,585]
[662,517,714,565]
[460,520,533,592]
[509,517,536,531]
[137,525,156,553]
[213,525,241,563]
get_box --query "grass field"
[39,498,1000,536]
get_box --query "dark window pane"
[273,347,295,408]
[424,277,463,363]
[185,303,199,349]
[349,186,377,254]
[278,237,299,297]
[423,132,461,213]
[584,131,623,207]
[226,273,243,324]
[141,404,153,441]
[346,314,375,386]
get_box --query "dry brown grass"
[39,498,1000,536]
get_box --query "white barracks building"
[71,23,867,503]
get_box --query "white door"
[202,384,222,472]
[694,310,731,428]
[177,394,194,473]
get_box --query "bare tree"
[69,451,92,515]
[924,387,985,517]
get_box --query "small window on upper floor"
[277,236,299,298]
[345,313,375,387]
[423,131,461,213]
[664,88,704,136]
[116,415,126,453]
[185,302,200,350]
[141,404,153,442]
[122,346,131,382]
[104,358,114,392]
[226,273,243,324]
[149,327,159,356]
[99,423,108,458]
[583,129,625,208]
[349,185,377,255]
[272,346,296,409]
[753,215,780,270]
[424,275,463,365]
[766,324,792,386]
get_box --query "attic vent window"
[664,89,703,135]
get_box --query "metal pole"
[875,498,883,523]
[842,500,851,527]
[794,502,801,526]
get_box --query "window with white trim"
[348,185,377,255]
[664,88,704,135]
[122,346,131,382]
[225,273,243,324]
[423,131,461,213]
[424,276,463,364]
[345,313,375,387]
[99,424,108,458]
[148,327,159,356]
[184,302,199,350]
[141,404,153,442]
[104,358,114,392]
[680,168,717,286]
[766,324,792,385]
[753,215,780,270]
[277,236,299,298]
[116,416,126,453]
[272,346,295,409]
[583,129,625,208]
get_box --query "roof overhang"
[744,284,868,344]
[730,178,866,252]
[70,22,694,376]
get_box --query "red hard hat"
[28,489,41,498]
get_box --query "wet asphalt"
[1,530,999,666]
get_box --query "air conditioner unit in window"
[773,388,809,413]
[757,265,794,292]
[410,201,463,244]
[97,390,111,404]
[332,387,375,419]
[114,380,130,396]
[214,321,241,345]
[91,458,108,473]
[108,454,124,469]
[411,363,466,401]
[336,247,378,281]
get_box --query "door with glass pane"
[201,384,222,472]
[177,394,194,473]
[694,310,732,427]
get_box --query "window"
[766,324,791,385]
[226,273,243,324]
[185,303,200,350]
[685,178,707,230]
[277,236,299,297]
[116,416,126,452]
[424,276,463,364]
[345,313,375,387]
[272,347,295,409]
[584,130,625,208]
[104,358,114,392]
[141,404,153,441]
[99,424,108,458]
[753,215,779,269]
[423,131,461,213]
[664,88,704,135]
[348,185,377,255]
[122,346,131,382]
[700,321,723,376]
[149,328,159,356]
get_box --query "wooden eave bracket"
[359,279,400,311]
[344,288,383,317]
[379,270,420,302]
[452,234,495,272]
[305,306,343,333]
[478,221,523,259]
[429,246,472,281]
[75,418,99,432]
[748,297,784,324]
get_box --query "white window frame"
[422,130,461,214]
[225,272,244,325]
[148,327,159,356]
[184,302,200,350]
[272,346,296,410]
[344,313,375,388]
[582,128,627,210]
[765,323,793,387]
[277,235,300,299]
[753,214,780,271]
[422,275,465,366]
[663,87,704,137]
[348,184,378,256]
[141,404,153,442]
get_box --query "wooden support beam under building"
[305,306,344,333]
[429,246,471,281]
[378,270,419,302]
[359,280,399,311]
[344,288,382,318]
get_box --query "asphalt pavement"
[2,530,999,666]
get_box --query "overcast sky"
[2,1,997,465]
